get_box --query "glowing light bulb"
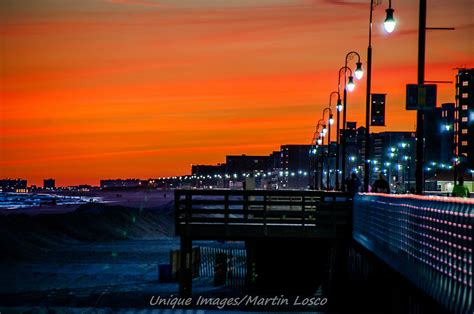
[354,62,363,80]
[347,76,355,92]
[384,8,396,33]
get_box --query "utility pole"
[415,0,426,195]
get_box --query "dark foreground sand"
[0,194,246,313]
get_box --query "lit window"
[462,141,468,146]
[462,93,468,98]
[462,117,468,122]
[462,81,468,86]
[462,105,468,110]
[462,129,468,134]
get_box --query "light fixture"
[354,62,364,80]
[317,138,322,145]
[322,125,327,135]
[347,76,355,92]
[329,114,334,125]
[337,99,343,112]
[384,7,396,33]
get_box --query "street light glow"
[354,62,364,80]
[329,114,334,125]
[337,99,343,112]
[347,76,355,92]
[384,8,396,33]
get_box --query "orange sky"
[1,0,473,186]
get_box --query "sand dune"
[0,202,175,262]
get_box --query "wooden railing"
[175,189,353,240]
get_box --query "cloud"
[321,0,366,9]
[105,0,168,8]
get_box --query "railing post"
[175,190,180,235]
[244,192,249,221]
[179,236,192,297]
[263,194,268,236]
[185,192,191,235]
[224,193,229,236]
[302,195,306,228]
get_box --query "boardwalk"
[175,189,352,240]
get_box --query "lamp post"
[364,0,396,192]
[311,122,324,190]
[342,51,363,185]
[337,66,353,190]
[317,119,326,190]
[335,98,343,189]
[325,91,338,189]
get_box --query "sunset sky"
[1,0,473,186]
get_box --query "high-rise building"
[226,155,271,175]
[424,103,456,165]
[280,144,312,189]
[439,103,456,164]
[361,131,416,191]
[455,68,474,168]
[43,178,56,190]
[344,122,359,177]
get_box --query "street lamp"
[323,105,334,190]
[337,65,353,189]
[340,51,363,186]
[363,0,396,192]
[384,4,396,33]
[355,62,364,80]
[330,91,342,189]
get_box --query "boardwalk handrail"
[175,189,352,239]
[353,193,473,314]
